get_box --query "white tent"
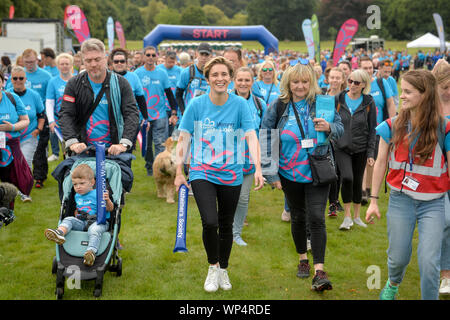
[406,32,450,48]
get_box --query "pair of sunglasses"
[262,68,273,72]
[145,53,157,57]
[347,78,362,86]
[12,77,25,81]
[383,61,393,66]
[113,59,126,64]
[289,58,309,67]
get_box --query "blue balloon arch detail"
[143,24,279,55]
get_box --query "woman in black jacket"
[333,69,377,230]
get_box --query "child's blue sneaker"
[380,279,399,300]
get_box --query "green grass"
[0,146,438,301]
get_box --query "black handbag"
[291,101,337,186]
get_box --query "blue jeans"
[386,190,445,300]
[145,117,168,172]
[20,136,38,170]
[49,132,60,156]
[232,173,254,238]
[441,192,450,271]
[59,217,109,254]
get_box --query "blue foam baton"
[315,95,336,145]
[95,143,107,225]
[141,121,148,157]
[173,184,188,253]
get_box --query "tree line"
[0,0,448,42]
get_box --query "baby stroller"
[51,155,126,299]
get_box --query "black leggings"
[334,149,367,204]
[280,175,329,265]
[191,179,242,269]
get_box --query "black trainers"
[328,203,338,217]
[311,270,333,291]
[297,259,311,278]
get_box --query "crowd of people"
[0,39,449,299]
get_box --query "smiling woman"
[174,56,264,293]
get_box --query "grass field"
[0,144,440,301]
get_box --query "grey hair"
[81,38,105,54]
[11,65,26,75]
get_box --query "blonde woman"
[333,69,377,230]
[252,60,280,106]
[260,60,343,291]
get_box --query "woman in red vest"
[366,69,450,300]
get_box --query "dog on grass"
[152,137,177,203]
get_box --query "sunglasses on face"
[113,59,126,64]
[12,77,25,81]
[383,61,393,67]
[289,58,309,67]
[347,78,362,86]
[262,68,273,72]
[145,53,157,57]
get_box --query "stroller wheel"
[94,288,102,298]
[116,258,122,277]
[56,287,64,300]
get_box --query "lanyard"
[293,101,310,138]
[407,121,413,171]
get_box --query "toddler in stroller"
[45,164,114,266]
[49,152,128,299]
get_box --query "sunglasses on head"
[113,59,126,64]
[12,77,25,81]
[145,53,157,57]
[347,78,362,86]
[262,68,273,72]
[289,58,309,67]
[382,61,393,67]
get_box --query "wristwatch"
[121,143,129,150]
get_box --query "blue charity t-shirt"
[134,66,171,121]
[239,93,266,175]
[9,88,44,142]
[44,65,59,77]
[0,91,28,167]
[176,64,209,109]
[46,75,68,125]
[179,93,255,186]
[25,67,52,103]
[370,77,393,125]
[252,81,281,106]
[75,189,110,219]
[344,93,363,115]
[157,64,182,112]
[86,77,111,147]
[278,100,318,183]
[123,71,145,120]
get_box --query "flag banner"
[433,13,446,53]
[107,17,115,53]
[332,19,359,66]
[115,21,127,49]
[302,19,315,60]
[311,14,320,63]
[64,5,91,44]
[9,6,14,19]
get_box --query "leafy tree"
[202,5,226,25]
[180,5,208,25]
[154,7,181,25]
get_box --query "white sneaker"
[339,216,353,230]
[353,217,367,228]
[233,236,247,246]
[439,278,450,295]
[219,268,232,291]
[47,154,59,162]
[204,265,219,292]
[281,209,291,222]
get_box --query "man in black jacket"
[59,39,139,156]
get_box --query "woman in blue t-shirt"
[231,67,266,247]
[260,61,343,292]
[333,69,377,230]
[175,57,264,293]
[252,60,281,107]
[0,71,31,197]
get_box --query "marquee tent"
[406,32,449,49]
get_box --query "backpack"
[183,64,206,100]
[376,77,388,122]
[4,91,17,107]
[252,95,263,119]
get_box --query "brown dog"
[152,137,177,203]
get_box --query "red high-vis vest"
[386,117,450,201]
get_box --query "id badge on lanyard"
[299,103,314,149]
[0,131,6,149]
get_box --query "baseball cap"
[198,43,212,54]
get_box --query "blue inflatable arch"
[143,24,279,55]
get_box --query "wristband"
[369,195,379,199]
[11,124,15,132]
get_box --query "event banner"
[311,14,320,63]
[64,5,91,44]
[302,19,315,60]
[433,13,446,53]
[181,27,241,40]
[107,16,115,52]
[332,18,359,66]
[115,21,127,49]
[9,5,14,19]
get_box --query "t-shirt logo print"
[203,118,215,129]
